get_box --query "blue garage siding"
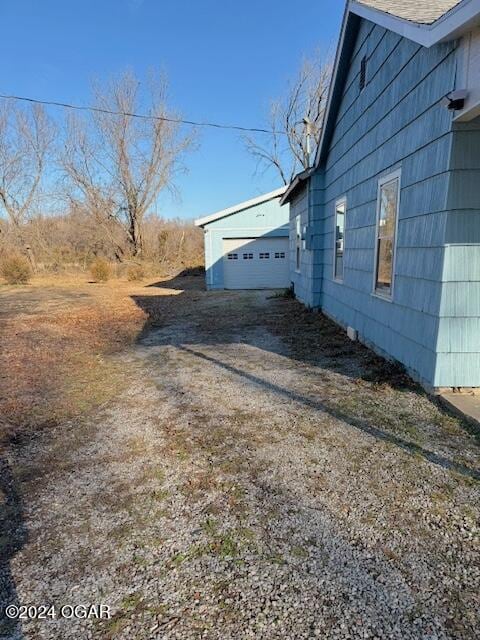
[202,197,289,290]
[310,19,460,388]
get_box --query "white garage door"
[223,237,290,289]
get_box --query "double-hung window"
[374,170,401,298]
[334,198,346,281]
[295,215,301,272]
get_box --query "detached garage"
[195,187,289,290]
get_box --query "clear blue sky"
[0,0,343,220]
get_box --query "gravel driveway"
[1,278,479,640]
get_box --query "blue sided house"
[281,0,480,392]
[195,187,289,290]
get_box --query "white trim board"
[333,196,347,283]
[350,0,480,47]
[372,168,402,301]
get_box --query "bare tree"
[61,70,195,259]
[0,102,55,268]
[244,54,331,184]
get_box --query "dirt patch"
[0,274,201,442]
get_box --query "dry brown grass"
[0,272,184,443]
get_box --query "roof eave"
[351,0,480,47]
[279,168,314,205]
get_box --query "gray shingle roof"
[357,0,465,24]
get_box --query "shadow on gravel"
[0,455,27,640]
[178,345,480,481]
[132,274,479,481]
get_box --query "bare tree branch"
[61,70,196,258]
[0,102,55,267]
[244,53,331,184]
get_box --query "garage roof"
[195,187,287,228]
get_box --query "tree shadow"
[0,453,27,640]
[177,345,479,481]
[131,274,479,481]
[146,268,206,291]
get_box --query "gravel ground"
[1,280,479,639]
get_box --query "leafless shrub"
[1,254,32,284]
[90,258,112,282]
[126,264,145,281]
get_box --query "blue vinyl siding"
[298,18,480,389]
[202,197,289,290]
[289,173,324,308]
[289,184,311,305]
[435,118,480,386]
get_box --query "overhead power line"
[0,92,286,135]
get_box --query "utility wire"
[0,92,287,135]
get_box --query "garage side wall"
[203,197,289,290]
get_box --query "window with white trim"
[334,198,346,281]
[374,171,401,297]
[295,215,301,272]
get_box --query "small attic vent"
[359,56,367,91]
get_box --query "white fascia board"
[350,2,430,45]
[349,0,480,47]
[195,187,287,228]
[423,0,480,43]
